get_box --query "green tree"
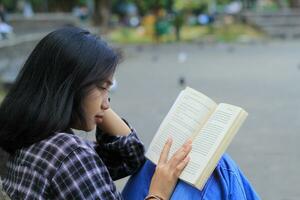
[111,0,172,16]
[173,0,210,12]
[93,0,111,28]
[1,0,18,11]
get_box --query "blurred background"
[0,0,300,199]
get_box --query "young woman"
[0,27,191,200]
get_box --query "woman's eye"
[96,84,110,92]
[100,87,110,92]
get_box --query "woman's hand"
[148,138,192,200]
[97,109,131,136]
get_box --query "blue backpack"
[122,154,260,200]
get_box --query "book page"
[146,87,217,165]
[179,103,247,185]
[196,108,248,189]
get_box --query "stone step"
[243,10,300,38]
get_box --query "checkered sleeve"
[50,147,122,200]
[95,120,146,180]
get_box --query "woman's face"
[80,79,112,131]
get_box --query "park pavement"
[108,40,300,200]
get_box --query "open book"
[145,87,248,190]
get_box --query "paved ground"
[109,41,300,200]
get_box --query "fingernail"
[185,144,191,151]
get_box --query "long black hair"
[0,27,121,154]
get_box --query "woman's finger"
[174,156,190,177]
[158,137,172,164]
[169,140,192,166]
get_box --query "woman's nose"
[101,97,110,110]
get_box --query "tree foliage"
[173,0,210,11]
[111,0,172,16]
[0,0,84,12]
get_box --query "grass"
[210,23,264,42]
[108,27,154,44]
[107,23,264,44]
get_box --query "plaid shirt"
[3,125,145,200]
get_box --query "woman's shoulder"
[15,132,94,173]
[38,132,94,159]
[46,132,89,150]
